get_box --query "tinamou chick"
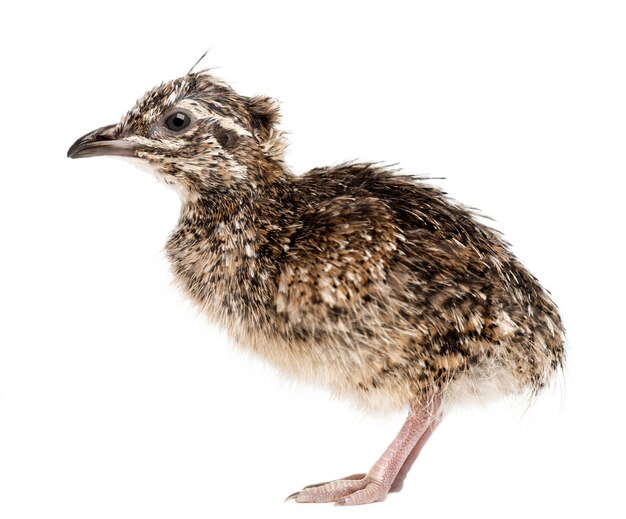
[68,68,565,505]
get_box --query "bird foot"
[286,473,390,505]
[286,397,442,506]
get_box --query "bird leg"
[389,417,440,493]
[287,395,442,505]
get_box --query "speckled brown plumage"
[68,69,565,504]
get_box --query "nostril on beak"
[93,124,118,141]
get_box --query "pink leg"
[287,395,442,505]
[389,418,439,493]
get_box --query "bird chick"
[68,69,565,505]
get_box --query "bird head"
[68,71,285,201]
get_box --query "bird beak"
[67,124,138,159]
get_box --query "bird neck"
[178,159,293,224]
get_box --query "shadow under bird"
[68,68,565,505]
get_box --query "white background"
[1,1,624,518]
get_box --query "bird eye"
[165,111,191,132]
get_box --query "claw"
[284,491,300,502]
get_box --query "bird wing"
[274,195,399,328]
